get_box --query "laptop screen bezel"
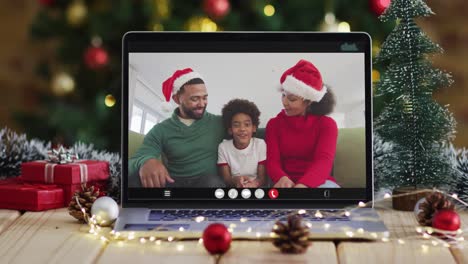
[121,32,373,209]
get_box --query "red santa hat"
[161,68,203,111]
[279,59,327,102]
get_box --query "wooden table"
[0,208,466,264]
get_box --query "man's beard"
[180,104,206,120]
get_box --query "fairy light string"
[79,189,466,250]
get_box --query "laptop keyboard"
[148,209,350,222]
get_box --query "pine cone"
[272,214,311,254]
[68,184,100,222]
[417,192,455,226]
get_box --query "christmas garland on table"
[0,127,121,201]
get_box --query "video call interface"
[126,39,370,201]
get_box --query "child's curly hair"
[221,99,261,130]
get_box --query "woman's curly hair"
[221,99,261,130]
[306,86,336,115]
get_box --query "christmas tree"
[18,0,393,152]
[374,0,457,189]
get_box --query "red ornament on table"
[202,223,232,255]
[432,209,461,232]
[84,46,109,70]
[370,0,391,16]
[203,0,230,20]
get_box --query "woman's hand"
[273,176,295,188]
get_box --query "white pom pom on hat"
[279,59,327,102]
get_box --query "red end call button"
[268,188,279,199]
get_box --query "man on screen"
[129,68,225,188]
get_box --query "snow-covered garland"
[0,127,121,201]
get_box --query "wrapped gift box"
[0,177,64,211]
[21,160,110,206]
[21,160,109,184]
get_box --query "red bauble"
[432,210,461,231]
[84,47,109,70]
[39,0,55,6]
[203,0,230,20]
[370,0,391,16]
[202,223,232,255]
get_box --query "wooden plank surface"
[99,240,337,264]
[0,209,20,235]
[0,207,464,263]
[337,241,456,264]
[337,209,464,264]
[0,208,104,264]
[377,209,421,239]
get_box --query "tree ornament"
[84,46,109,70]
[104,94,116,107]
[67,0,88,27]
[68,184,102,222]
[203,0,230,20]
[417,191,455,226]
[370,0,391,16]
[51,72,75,96]
[202,223,231,255]
[91,196,119,226]
[272,214,311,254]
[432,209,461,232]
[39,0,55,7]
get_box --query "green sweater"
[129,110,224,178]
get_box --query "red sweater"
[265,110,338,187]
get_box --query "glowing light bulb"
[264,5,275,16]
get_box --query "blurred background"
[0,0,466,153]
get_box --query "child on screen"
[218,99,267,188]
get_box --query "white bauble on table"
[91,197,119,226]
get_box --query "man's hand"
[139,158,174,187]
[273,176,295,188]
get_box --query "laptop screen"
[123,33,372,208]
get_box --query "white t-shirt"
[217,137,267,179]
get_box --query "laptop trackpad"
[123,224,191,231]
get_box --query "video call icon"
[214,189,225,199]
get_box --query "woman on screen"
[265,59,340,188]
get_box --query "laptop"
[116,32,388,240]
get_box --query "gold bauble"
[104,94,116,107]
[52,72,75,96]
[67,0,88,27]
